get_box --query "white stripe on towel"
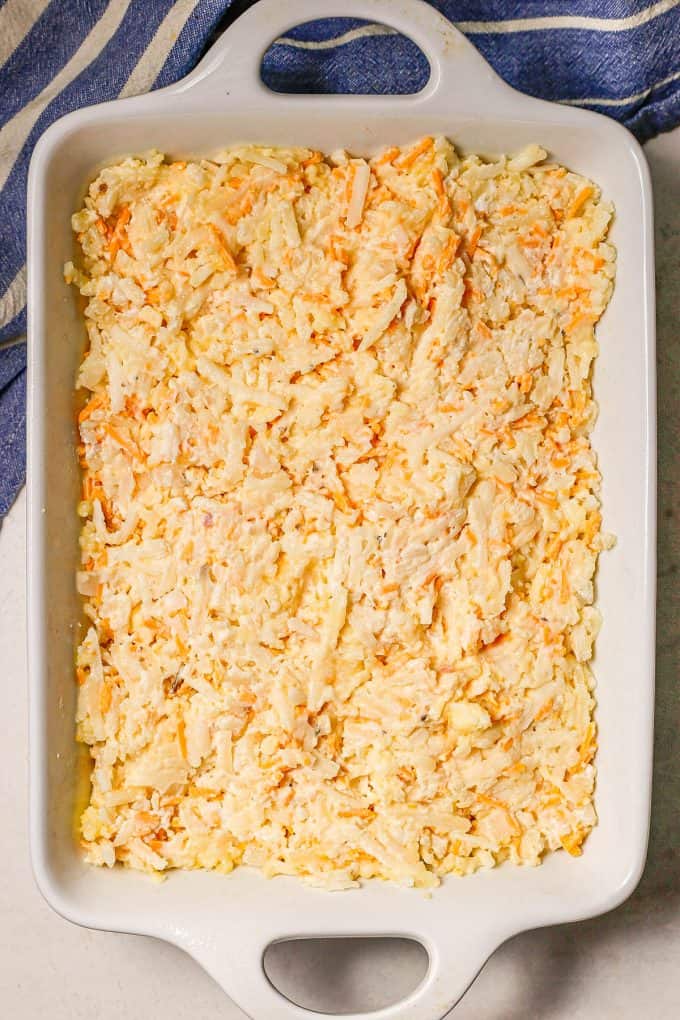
[561,67,680,106]
[119,0,202,98]
[0,264,26,330]
[0,0,49,69]
[275,23,397,50]
[457,0,679,35]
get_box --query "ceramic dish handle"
[170,0,505,106]
[186,923,499,1020]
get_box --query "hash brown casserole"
[67,137,614,888]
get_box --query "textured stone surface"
[2,129,679,1017]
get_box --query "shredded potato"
[68,137,614,888]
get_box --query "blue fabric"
[1,0,679,517]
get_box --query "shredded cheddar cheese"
[67,137,614,888]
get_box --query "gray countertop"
[1,128,678,1019]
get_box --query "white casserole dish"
[26,1,656,1017]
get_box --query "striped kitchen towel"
[1,0,679,517]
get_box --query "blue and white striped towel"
[1,0,679,517]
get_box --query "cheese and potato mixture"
[67,136,614,888]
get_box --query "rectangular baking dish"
[26,1,656,1017]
